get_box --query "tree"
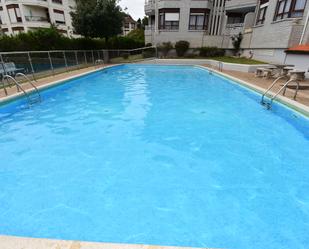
[127,28,145,44]
[142,16,149,29]
[231,32,243,56]
[136,18,142,29]
[71,0,124,40]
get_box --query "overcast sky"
[119,0,145,20]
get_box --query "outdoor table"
[289,70,306,81]
[269,64,294,77]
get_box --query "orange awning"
[285,44,309,54]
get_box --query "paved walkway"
[0,236,213,249]
[204,66,309,107]
[0,65,105,99]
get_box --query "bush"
[121,53,130,59]
[199,47,225,57]
[231,32,243,56]
[126,28,145,44]
[175,40,190,57]
[142,48,156,58]
[158,42,173,58]
[0,27,145,52]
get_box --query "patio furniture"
[269,64,294,77]
[255,67,276,78]
[289,70,306,81]
[282,66,295,77]
[0,62,25,78]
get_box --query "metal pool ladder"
[2,73,41,107]
[261,76,299,109]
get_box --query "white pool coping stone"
[0,235,215,249]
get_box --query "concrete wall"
[285,54,309,78]
[139,58,268,73]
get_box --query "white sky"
[119,0,145,20]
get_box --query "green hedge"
[0,28,145,52]
[199,46,225,57]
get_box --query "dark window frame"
[274,0,307,21]
[188,8,210,30]
[256,1,269,25]
[158,8,180,30]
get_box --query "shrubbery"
[0,27,145,52]
[175,40,190,57]
[158,42,173,58]
[199,47,225,57]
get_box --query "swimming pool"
[0,64,308,249]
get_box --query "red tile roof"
[286,44,309,54]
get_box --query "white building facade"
[0,0,76,36]
[145,0,309,63]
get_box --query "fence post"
[48,52,54,76]
[91,50,95,65]
[63,51,68,71]
[27,52,36,81]
[75,51,79,67]
[84,51,87,65]
[0,53,8,95]
[97,50,100,61]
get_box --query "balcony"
[145,0,155,15]
[225,0,257,12]
[25,15,49,22]
[224,23,244,35]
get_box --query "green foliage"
[142,48,156,58]
[175,40,190,57]
[0,28,144,52]
[199,46,225,57]
[126,28,145,44]
[71,0,124,39]
[121,52,129,59]
[158,42,173,57]
[231,32,243,55]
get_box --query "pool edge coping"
[0,235,217,249]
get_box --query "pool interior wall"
[0,64,308,249]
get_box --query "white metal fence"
[0,46,157,81]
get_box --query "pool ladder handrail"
[261,77,300,109]
[15,73,41,102]
[261,76,286,105]
[2,74,41,107]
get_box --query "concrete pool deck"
[0,236,215,249]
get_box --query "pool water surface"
[0,65,308,249]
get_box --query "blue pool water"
[0,65,309,249]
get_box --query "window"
[159,9,180,30]
[256,0,269,25]
[189,9,209,30]
[53,9,65,24]
[274,0,307,20]
[7,4,22,23]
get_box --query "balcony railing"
[224,23,244,35]
[25,16,49,22]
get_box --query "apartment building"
[122,14,137,36]
[0,0,76,36]
[225,0,309,63]
[144,0,226,47]
[145,0,309,63]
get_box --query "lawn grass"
[206,56,266,64]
